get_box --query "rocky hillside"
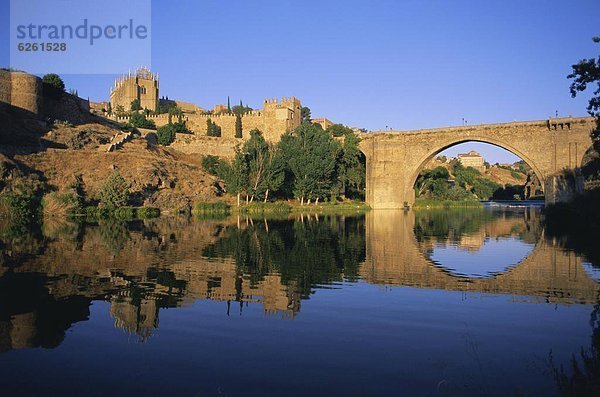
[0,104,221,214]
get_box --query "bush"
[112,206,136,220]
[194,201,231,214]
[0,193,41,221]
[157,124,176,145]
[137,206,160,219]
[120,123,134,132]
[206,119,222,137]
[42,73,65,99]
[172,121,191,134]
[239,202,291,214]
[201,155,222,175]
[83,206,109,220]
[43,191,83,215]
[53,119,73,128]
[99,172,129,209]
[130,99,141,111]
[129,112,156,129]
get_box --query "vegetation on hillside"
[414,161,522,201]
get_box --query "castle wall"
[0,70,42,116]
[170,134,238,159]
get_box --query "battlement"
[263,96,301,109]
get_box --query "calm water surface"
[0,207,598,396]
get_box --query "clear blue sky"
[1,0,598,163]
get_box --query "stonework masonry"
[112,96,302,144]
[0,70,42,116]
[359,117,595,208]
[110,67,159,112]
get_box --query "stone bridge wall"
[359,117,595,208]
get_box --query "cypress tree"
[235,114,243,138]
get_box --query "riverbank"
[412,199,483,209]
[194,201,370,217]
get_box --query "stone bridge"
[359,117,595,209]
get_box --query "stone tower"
[110,66,159,112]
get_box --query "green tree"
[337,132,365,199]
[206,118,222,137]
[42,73,65,99]
[130,98,141,111]
[301,106,312,123]
[114,104,127,117]
[201,155,222,175]
[129,112,156,129]
[279,122,340,204]
[216,149,248,206]
[471,178,500,200]
[415,166,450,197]
[156,124,176,145]
[232,100,253,116]
[99,172,129,209]
[106,102,112,116]
[568,36,600,150]
[235,114,243,138]
[241,129,285,202]
[326,123,353,137]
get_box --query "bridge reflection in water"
[362,209,598,304]
[0,208,598,351]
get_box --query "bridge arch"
[407,136,546,197]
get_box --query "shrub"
[130,99,141,111]
[172,121,191,134]
[206,119,222,137]
[194,201,231,214]
[0,193,41,221]
[201,155,222,175]
[239,202,291,214]
[83,206,109,219]
[129,112,156,129]
[112,206,136,220]
[43,191,83,215]
[53,119,73,128]
[157,124,176,145]
[137,206,160,219]
[42,73,65,99]
[99,172,129,209]
[120,123,134,132]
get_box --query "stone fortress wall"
[109,68,302,144]
[0,70,43,116]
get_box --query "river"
[0,207,598,396]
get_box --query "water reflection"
[416,209,537,278]
[362,208,598,303]
[0,209,599,396]
[1,209,598,351]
